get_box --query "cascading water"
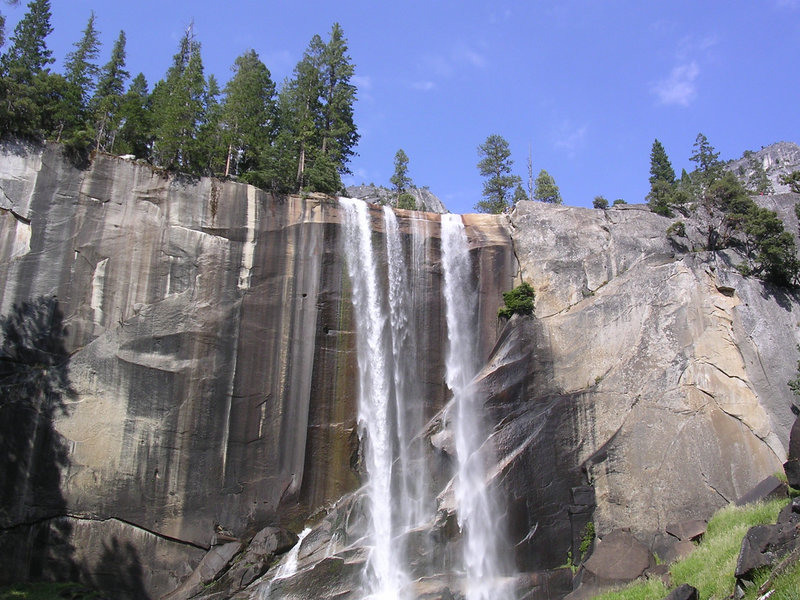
[383,206,430,530]
[340,200,509,600]
[340,197,408,599]
[441,213,510,600]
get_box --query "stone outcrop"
[345,184,448,213]
[2,140,800,599]
[507,199,797,552]
[726,141,800,194]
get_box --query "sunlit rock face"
[1,141,799,599]
[505,200,798,554]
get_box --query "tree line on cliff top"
[0,0,358,195]
[473,131,800,288]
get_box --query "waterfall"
[340,197,407,599]
[340,200,508,600]
[384,206,430,529]
[441,214,510,600]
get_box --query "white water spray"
[441,214,510,600]
[340,197,407,599]
[274,527,312,580]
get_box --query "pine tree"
[475,134,520,213]
[114,72,150,157]
[390,149,412,193]
[512,183,528,206]
[647,139,679,216]
[0,0,53,138]
[319,23,358,172]
[1,0,53,81]
[197,73,226,175]
[690,132,723,188]
[533,169,562,204]
[64,12,100,105]
[91,30,128,151]
[221,49,276,176]
[150,27,207,173]
[283,35,324,190]
[649,139,675,186]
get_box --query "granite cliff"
[1,141,799,599]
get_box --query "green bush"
[498,281,535,319]
[396,192,417,210]
[666,221,686,238]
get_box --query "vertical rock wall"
[0,142,516,595]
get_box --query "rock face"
[1,141,800,599]
[726,141,800,194]
[0,142,513,597]
[507,199,797,552]
[345,183,448,213]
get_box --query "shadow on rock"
[92,536,149,600]
[0,296,76,582]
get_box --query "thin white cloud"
[452,43,487,69]
[352,75,372,91]
[411,80,436,91]
[417,42,488,85]
[553,122,588,156]
[652,61,700,107]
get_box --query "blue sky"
[4,1,799,214]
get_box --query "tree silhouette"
[0,295,76,580]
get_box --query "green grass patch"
[592,577,667,600]
[670,498,785,598]
[592,497,787,600]
[743,558,800,600]
[0,582,101,600]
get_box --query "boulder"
[735,521,800,583]
[662,583,699,600]
[783,415,800,488]
[735,476,788,506]
[162,541,243,600]
[665,519,707,542]
[203,527,298,593]
[581,529,653,586]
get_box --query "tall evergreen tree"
[690,132,723,189]
[114,72,149,157]
[390,148,412,193]
[0,0,53,138]
[391,148,416,209]
[63,12,100,105]
[91,30,128,151]
[221,49,276,176]
[319,23,358,172]
[649,139,675,186]
[647,139,677,216]
[150,27,207,173]
[533,169,562,204]
[197,73,226,175]
[286,34,324,189]
[1,0,52,80]
[475,134,520,213]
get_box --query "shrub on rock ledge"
[498,281,535,319]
